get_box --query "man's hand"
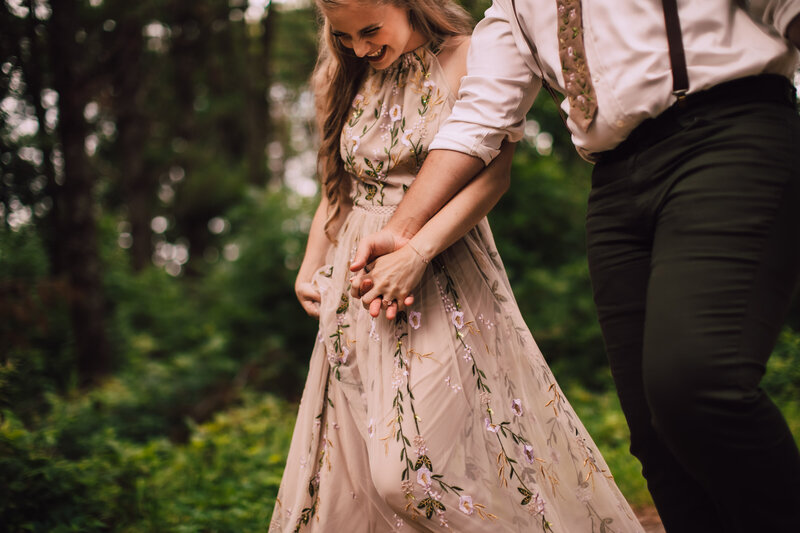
[348,228,416,319]
[359,245,425,319]
[350,228,407,273]
[349,228,407,300]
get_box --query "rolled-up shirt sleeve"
[430,2,541,165]
[749,0,800,37]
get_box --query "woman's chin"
[365,46,393,69]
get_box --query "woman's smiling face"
[324,2,427,70]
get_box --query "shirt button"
[615,120,625,128]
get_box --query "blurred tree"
[461,0,490,19]
[12,1,60,269]
[48,0,112,384]
[243,1,274,186]
[270,5,318,89]
[105,2,159,271]
[2,0,290,386]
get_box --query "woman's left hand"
[358,244,427,320]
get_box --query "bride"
[270,0,644,531]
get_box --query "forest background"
[1,0,799,530]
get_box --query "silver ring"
[382,298,392,306]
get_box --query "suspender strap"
[661,0,689,99]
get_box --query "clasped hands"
[348,228,428,320]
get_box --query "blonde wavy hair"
[312,0,473,240]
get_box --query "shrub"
[0,391,296,532]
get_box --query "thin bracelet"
[407,241,429,264]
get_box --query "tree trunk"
[22,0,63,275]
[243,5,275,186]
[49,0,112,385]
[112,11,154,272]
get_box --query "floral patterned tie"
[557,0,597,131]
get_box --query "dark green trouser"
[587,76,800,532]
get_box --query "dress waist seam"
[352,203,398,216]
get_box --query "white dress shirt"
[430,0,800,161]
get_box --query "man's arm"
[748,0,800,47]
[360,142,515,318]
[384,149,484,243]
[350,1,540,272]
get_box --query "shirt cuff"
[429,131,498,166]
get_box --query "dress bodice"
[340,45,456,208]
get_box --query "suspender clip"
[673,89,688,107]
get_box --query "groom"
[349,1,800,531]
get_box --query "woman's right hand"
[295,280,321,319]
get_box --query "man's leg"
[641,99,800,532]
[587,155,725,532]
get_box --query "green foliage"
[271,7,320,90]
[564,326,800,509]
[490,135,607,387]
[564,376,654,506]
[0,391,294,532]
[763,328,800,439]
[1,410,111,532]
[0,226,74,419]
[136,392,294,531]
[211,187,319,399]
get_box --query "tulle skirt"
[269,205,644,532]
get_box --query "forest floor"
[634,506,665,532]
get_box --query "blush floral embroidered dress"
[269,44,644,533]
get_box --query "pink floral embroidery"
[416,466,433,488]
[458,495,474,515]
[451,310,465,329]
[408,310,422,329]
[479,391,492,405]
[444,376,462,393]
[391,365,408,391]
[526,492,546,516]
[511,398,523,417]
[414,435,429,457]
[523,444,536,464]
[401,129,414,148]
[327,345,349,366]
